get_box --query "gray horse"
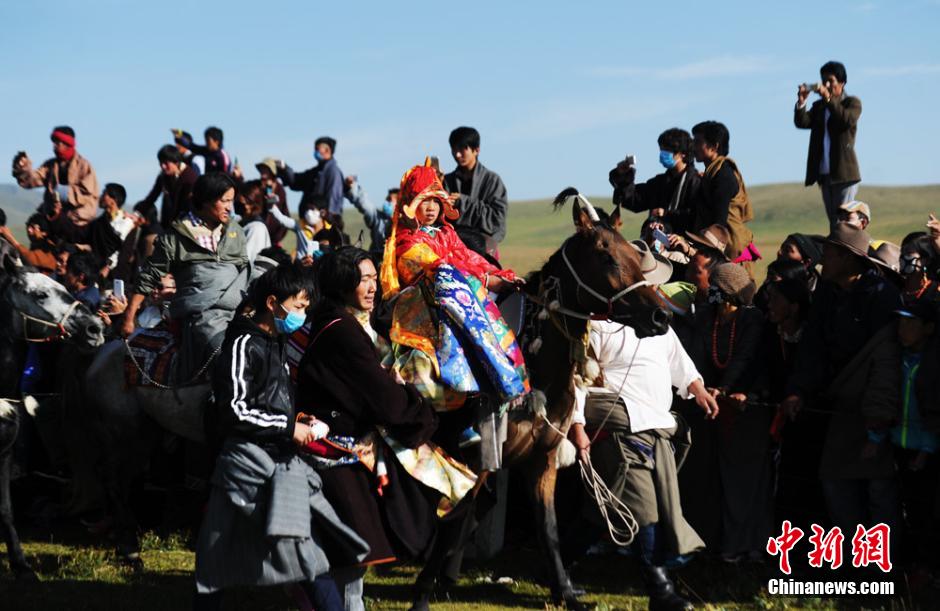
[0,263,105,578]
[83,338,211,562]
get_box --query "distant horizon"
[3,179,940,204]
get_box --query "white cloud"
[862,63,940,76]
[587,55,773,80]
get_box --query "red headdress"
[380,158,459,297]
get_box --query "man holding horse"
[568,241,719,611]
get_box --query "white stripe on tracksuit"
[229,334,288,428]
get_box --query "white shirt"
[106,211,137,269]
[572,321,702,433]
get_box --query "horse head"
[537,188,670,338]
[0,264,106,350]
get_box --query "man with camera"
[794,61,862,225]
[13,126,99,244]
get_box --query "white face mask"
[304,209,321,226]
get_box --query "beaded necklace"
[711,311,737,370]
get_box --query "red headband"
[51,130,75,148]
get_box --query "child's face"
[27,223,46,241]
[206,137,220,152]
[100,192,118,214]
[777,240,802,263]
[415,199,441,226]
[55,252,69,276]
[898,316,934,349]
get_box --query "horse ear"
[610,202,623,231]
[0,248,19,275]
[572,202,595,231]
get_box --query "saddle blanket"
[124,327,179,387]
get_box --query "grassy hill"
[4,182,938,281]
[0,184,42,236]
[342,183,940,281]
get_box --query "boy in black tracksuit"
[196,264,339,611]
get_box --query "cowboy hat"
[869,240,903,284]
[629,240,673,286]
[824,222,873,260]
[685,224,732,261]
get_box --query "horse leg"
[106,456,142,567]
[0,449,34,578]
[409,472,490,611]
[526,450,584,610]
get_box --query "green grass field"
[4,528,845,610]
[3,183,937,609]
[342,182,940,282]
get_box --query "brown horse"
[410,190,669,610]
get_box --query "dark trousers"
[821,477,900,537]
[896,448,940,567]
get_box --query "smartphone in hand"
[652,228,670,245]
[113,279,125,300]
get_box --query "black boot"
[641,565,693,611]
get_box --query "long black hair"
[315,246,372,307]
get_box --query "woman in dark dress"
[296,247,440,610]
[678,262,769,561]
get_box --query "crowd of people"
[3,59,940,610]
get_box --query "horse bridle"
[0,275,82,343]
[19,300,82,343]
[554,240,651,321]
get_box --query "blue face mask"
[314,150,323,162]
[382,201,394,217]
[659,150,677,169]
[274,304,306,335]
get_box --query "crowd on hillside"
[4,59,940,610]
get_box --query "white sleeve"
[268,204,297,230]
[572,385,586,425]
[666,327,702,399]
[244,223,271,263]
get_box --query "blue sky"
[1,0,938,206]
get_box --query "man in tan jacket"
[12,126,99,243]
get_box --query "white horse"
[0,263,105,578]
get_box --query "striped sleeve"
[226,334,289,430]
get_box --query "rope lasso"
[579,454,640,546]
